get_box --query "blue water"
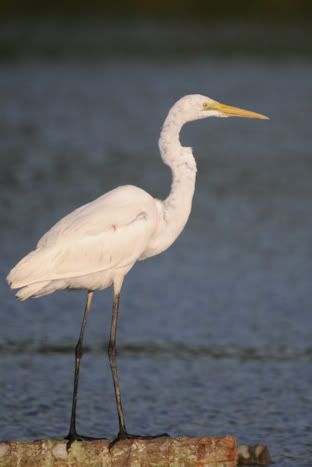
[0,19,311,466]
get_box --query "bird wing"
[38,185,154,247]
[8,185,159,287]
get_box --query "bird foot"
[109,431,170,449]
[65,431,107,451]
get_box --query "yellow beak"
[206,102,269,120]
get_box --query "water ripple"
[1,340,311,361]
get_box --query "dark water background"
[0,19,311,466]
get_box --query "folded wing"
[7,185,159,289]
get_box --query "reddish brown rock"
[237,444,272,465]
[0,436,237,467]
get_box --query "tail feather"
[15,282,51,301]
[7,248,51,290]
[7,248,57,299]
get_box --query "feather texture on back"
[7,185,160,298]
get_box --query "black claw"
[65,433,101,441]
[65,432,107,451]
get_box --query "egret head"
[171,94,269,123]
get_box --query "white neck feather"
[156,108,197,251]
[159,107,197,170]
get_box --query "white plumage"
[8,185,160,299]
[7,94,268,443]
[8,95,267,301]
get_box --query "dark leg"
[108,289,169,448]
[108,292,127,436]
[65,290,101,442]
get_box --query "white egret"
[7,94,268,444]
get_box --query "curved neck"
[158,110,197,245]
[159,108,196,170]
